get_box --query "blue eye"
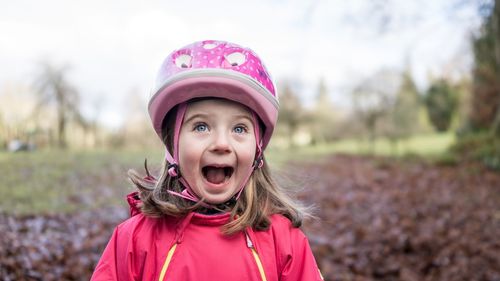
[194,123,208,132]
[233,125,247,134]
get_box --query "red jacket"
[91,192,323,281]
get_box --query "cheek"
[179,149,202,181]
[236,139,257,164]
[180,147,198,166]
[178,135,203,170]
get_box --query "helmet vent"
[225,52,246,67]
[175,54,192,68]
[203,43,218,49]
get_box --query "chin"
[202,188,238,205]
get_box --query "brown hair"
[127,101,308,235]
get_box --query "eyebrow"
[183,113,253,124]
[233,114,254,123]
[183,113,208,124]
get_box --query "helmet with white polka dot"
[149,40,279,151]
[148,40,279,205]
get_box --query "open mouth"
[202,165,234,185]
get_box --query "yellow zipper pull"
[245,232,268,281]
[158,242,177,281]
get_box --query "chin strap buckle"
[253,156,264,170]
[167,163,180,178]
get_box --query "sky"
[0,0,487,128]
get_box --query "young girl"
[91,40,323,281]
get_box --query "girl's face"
[178,99,257,204]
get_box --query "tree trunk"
[58,105,67,149]
[368,120,376,155]
[492,0,500,135]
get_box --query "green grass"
[266,132,455,166]
[0,149,164,215]
[0,133,455,214]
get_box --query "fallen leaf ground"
[1,154,499,281]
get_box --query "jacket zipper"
[158,232,267,281]
[246,233,268,281]
[158,243,177,281]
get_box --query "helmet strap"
[164,102,207,204]
[164,102,187,177]
[233,111,263,200]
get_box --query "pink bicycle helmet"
[148,40,279,204]
[149,40,278,148]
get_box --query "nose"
[209,130,232,154]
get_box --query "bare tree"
[0,112,4,149]
[383,68,421,153]
[308,78,338,144]
[32,62,82,149]
[351,69,401,153]
[121,88,157,149]
[277,81,304,147]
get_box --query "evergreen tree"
[384,69,421,151]
[470,0,500,134]
[425,79,458,132]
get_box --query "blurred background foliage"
[1,0,500,280]
[1,1,498,167]
[0,0,499,215]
